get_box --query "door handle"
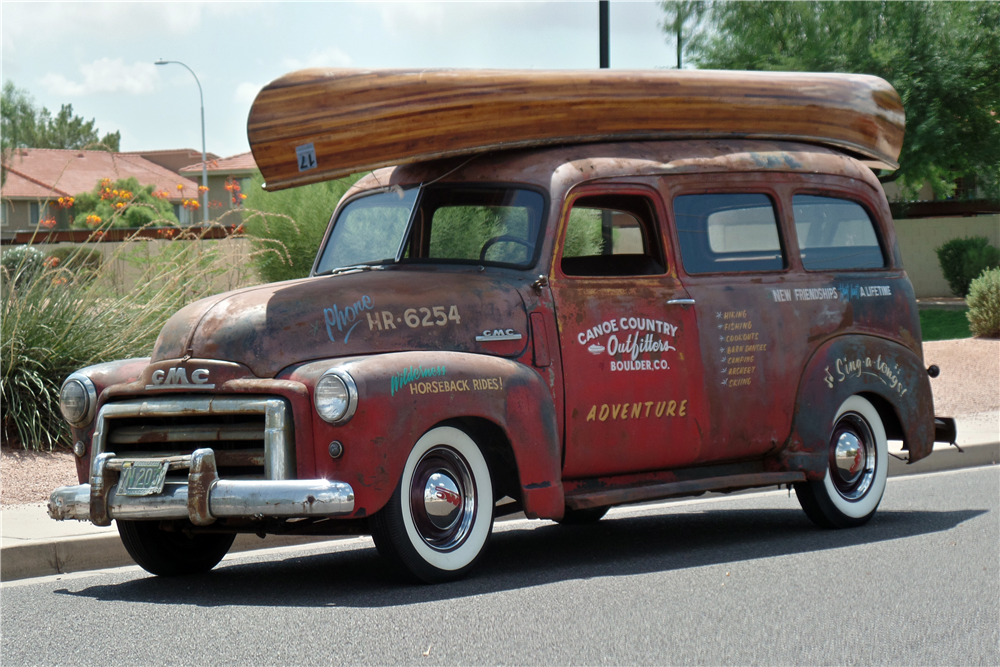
[667,298,696,305]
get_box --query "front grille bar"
[109,423,266,444]
[88,397,295,525]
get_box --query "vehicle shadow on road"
[53,506,986,608]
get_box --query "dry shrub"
[1,214,259,450]
[967,267,1000,338]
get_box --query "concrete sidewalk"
[3,413,997,582]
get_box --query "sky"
[1,1,677,160]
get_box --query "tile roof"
[179,152,258,175]
[119,149,221,175]
[1,148,200,201]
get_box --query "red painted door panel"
[551,185,708,479]
[554,279,707,478]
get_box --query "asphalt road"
[3,466,997,666]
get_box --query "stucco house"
[0,148,201,232]
[179,152,258,223]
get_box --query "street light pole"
[155,59,209,225]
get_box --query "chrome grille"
[90,396,295,483]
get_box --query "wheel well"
[445,417,522,504]
[859,392,905,445]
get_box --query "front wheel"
[370,426,494,583]
[795,395,888,529]
[118,520,235,576]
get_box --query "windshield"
[315,187,419,274]
[315,185,546,274]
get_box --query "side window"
[674,193,784,274]
[793,195,886,270]
[422,187,544,267]
[560,194,665,276]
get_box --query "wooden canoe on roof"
[247,68,905,191]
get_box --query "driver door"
[551,185,707,479]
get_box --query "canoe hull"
[247,68,905,191]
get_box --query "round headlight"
[315,369,358,424]
[59,374,96,427]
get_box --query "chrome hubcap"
[829,412,876,501]
[423,472,462,531]
[410,446,476,552]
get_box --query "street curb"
[888,441,998,476]
[0,531,345,582]
[2,442,997,582]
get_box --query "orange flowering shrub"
[71,177,179,229]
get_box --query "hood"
[151,268,530,378]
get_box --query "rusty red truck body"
[49,70,955,583]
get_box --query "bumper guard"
[49,447,354,525]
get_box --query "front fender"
[66,357,151,483]
[285,352,564,520]
[775,335,934,479]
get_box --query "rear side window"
[674,193,784,274]
[793,195,885,270]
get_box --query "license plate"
[118,460,170,497]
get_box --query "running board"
[564,472,807,511]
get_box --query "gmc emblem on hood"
[145,367,215,390]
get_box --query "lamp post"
[154,59,209,225]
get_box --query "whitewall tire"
[795,395,888,529]
[370,426,494,583]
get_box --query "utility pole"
[599,0,613,254]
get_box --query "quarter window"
[674,193,784,274]
[793,195,885,270]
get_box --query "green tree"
[1,81,121,183]
[71,177,178,229]
[689,1,1000,199]
[1,81,36,184]
[242,171,361,282]
[659,1,709,69]
[35,103,121,152]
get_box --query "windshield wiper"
[316,264,386,277]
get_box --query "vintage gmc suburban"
[49,69,956,582]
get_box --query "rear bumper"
[48,447,354,525]
[934,417,957,446]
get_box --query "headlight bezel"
[314,368,359,425]
[59,373,97,428]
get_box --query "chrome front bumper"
[49,447,355,524]
[48,395,354,525]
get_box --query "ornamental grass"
[1,208,260,450]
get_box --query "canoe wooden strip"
[247,68,904,191]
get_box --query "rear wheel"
[370,426,494,583]
[118,520,235,576]
[795,395,888,529]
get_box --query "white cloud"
[376,2,594,39]
[281,47,354,71]
[2,2,206,41]
[234,82,264,106]
[378,3,447,37]
[40,58,159,96]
